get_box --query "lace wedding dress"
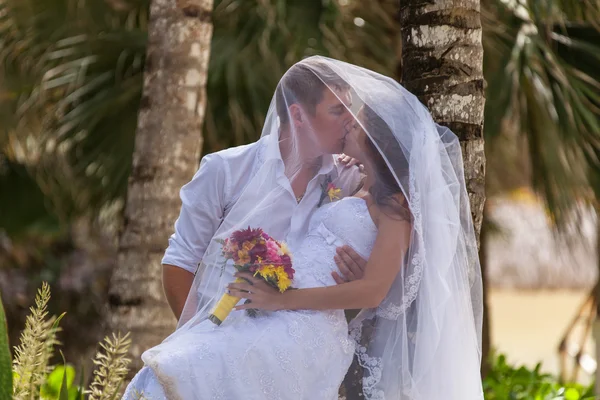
[122,197,377,400]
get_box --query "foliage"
[482,0,600,225]
[40,364,78,400]
[87,333,131,400]
[12,283,63,398]
[0,289,12,399]
[0,0,398,228]
[0,282,132,399]
[483,353,595,399]
[0,0,147,222]
[0,158,61,238]
[3,284,597,400]
[3,0,597,233]
[205,0,399,151]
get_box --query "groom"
[161,58,367,320]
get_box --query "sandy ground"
[489,288,595,383]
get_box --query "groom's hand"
[332,245,367,284]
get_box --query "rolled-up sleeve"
[161,154,228,273]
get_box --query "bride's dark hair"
[361,105,411,220]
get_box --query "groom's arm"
[162,154,228,319]
[162,265,194,320]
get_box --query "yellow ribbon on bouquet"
[208,278,244,325]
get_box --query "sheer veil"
[166,56,483,399]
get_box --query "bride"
[123,56,483,399]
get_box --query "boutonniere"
[318,175,342,207]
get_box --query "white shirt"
[162,133,362,273]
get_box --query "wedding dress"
[122,196,377,400]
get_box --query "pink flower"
[249,243,267,263]
[265,239,281,262]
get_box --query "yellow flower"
[256,265,292,292]
[274,268,292,291]
[327,183,341,202]
[255,265,275,278]
[242,241,255,251]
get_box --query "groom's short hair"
[275,59,350,126]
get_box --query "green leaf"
[0,291,13,400]
[564,387,581,400]
[40,364,75,399]
[76,364,85,400]
[52,312,66,332]
[58,351,71,400]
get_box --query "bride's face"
[342,106,369,161]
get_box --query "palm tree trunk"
[399,0,486,233]
[341,3,485,397]
[399,0,487,365]
[106,0,214,373]
[594,206,600,396]
[480,210,492,377]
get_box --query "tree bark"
[479,211,492,377]
[399,0,486,238]
[399,0,487,374]
[594,206,600,396]
[340,2,485,397]
[106,0,214,373]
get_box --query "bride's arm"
[230,213,412,311]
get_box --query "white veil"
[166,56,483,399]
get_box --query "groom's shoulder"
[208,137,266,166]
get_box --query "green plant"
[11,283,64,399]
[0,283,133,399]
[483,0,600,224]
[483,353,595,399]
[40,363,79,400]
[0,290,13,399]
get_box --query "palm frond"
[205,0,399,151]
[1,0,147,219]
[482,0,600,227]
[205,0,329,150]
[1,0,398,224]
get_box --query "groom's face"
[305,87,353,155]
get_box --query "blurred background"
[2,0,600,397]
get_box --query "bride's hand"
[338,153,363,170]
[228,272,286,311]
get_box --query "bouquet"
[208,227,295,325]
